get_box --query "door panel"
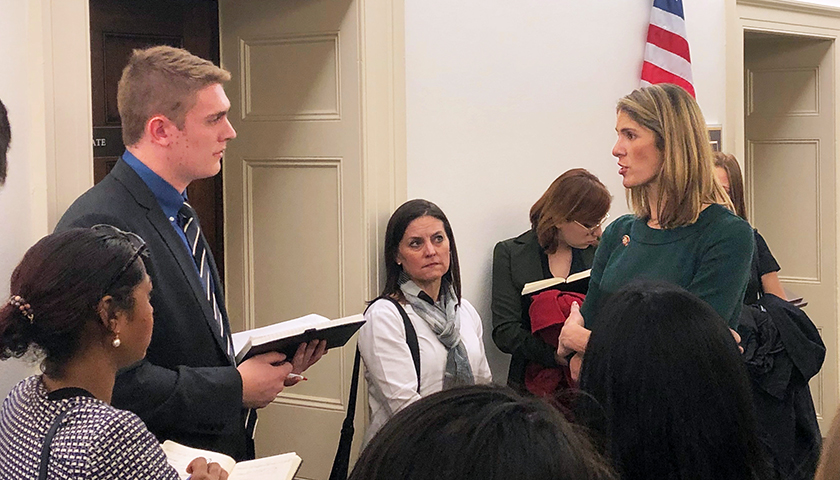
[220,1,365,478]
[745,35,836,432]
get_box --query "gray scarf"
[399,274,475,389]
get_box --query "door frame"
[727,0,840,428]
[41,0,95,230]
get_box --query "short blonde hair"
[117,45,231,146]
[617,84,731,229]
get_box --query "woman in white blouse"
[359,199,492,442]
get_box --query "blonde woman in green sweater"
[558,84,753,377]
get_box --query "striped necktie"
[178,201,234,359]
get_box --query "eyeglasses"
[573,213,610,236]
[91,224,148,293]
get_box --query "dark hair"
[530,169,611,254]
[714,152,748,220]
[0,99,10,185]
[349,384,616,480]
[578,281,770,480]
[380,199,461,303]
[0,228,146,378]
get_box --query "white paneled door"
[745,34,837,433]
[221,1,369,478]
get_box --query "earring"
[112,335,121,348]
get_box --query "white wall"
[0,0,92,398]
[0,0,51,396]
[404,0,728,379]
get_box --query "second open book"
[161,440,301,480]
[231,312,366,364]
[520,269,591,296]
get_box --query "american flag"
[640,0,695,97]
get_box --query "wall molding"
[740,0,840,18]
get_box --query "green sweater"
[581,204,754,329]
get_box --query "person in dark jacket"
[738,293,824,479]
[491,169,610,393]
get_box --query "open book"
[161,440,301,480]
[521,269,591,296]
[232,313,366,364]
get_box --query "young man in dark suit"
[56,46,324,460]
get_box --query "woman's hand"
[569,353,583,383]
[558,302,591,355]
[284,340,328,386]
[186,457,229,480]
[730,328,744,354]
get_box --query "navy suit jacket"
[56,159,250,460]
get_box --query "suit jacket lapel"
[111,160,232,360]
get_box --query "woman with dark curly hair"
[0,227,226,480]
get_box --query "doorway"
[743,31,837,433]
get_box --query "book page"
[248,313,331,343]
[230,453,302,480]
[249,313,365,345]
[566,268,591,284]
[231,331,251,357]
[161,440,237,479]
[522,277,564,295]
[521,269,591,295]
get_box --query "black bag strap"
[328,297,422,480]
[329,347,362,480]
[39,408,70,480]
[372,296,420,393]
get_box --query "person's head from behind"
[530,168,611,252]
[349,384,615,480]
[0,227,153,379]
[118,45,236,189]
[381,199,461,302]
[578,281,767,480]
[0,99,10,185]
[713,152,747,220]
[613,83,730,228]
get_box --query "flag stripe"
[641,62,695,96]
[650,7,687,38]
[644,42,693,82]
[646,24,691,63]
[641,0,695,97]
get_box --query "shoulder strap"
[329,297,421,480]
[329,347,361,480]
[39,408,71,480]
[370,296,420,393]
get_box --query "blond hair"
[617,84,731,229]
[117,45,231,146]
[713,152,747,220]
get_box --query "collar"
[400,274,446,307]
[121,150,186,220]
[629,204,728,245]
[47,387,95,401]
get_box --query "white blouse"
[358,297,493,444]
